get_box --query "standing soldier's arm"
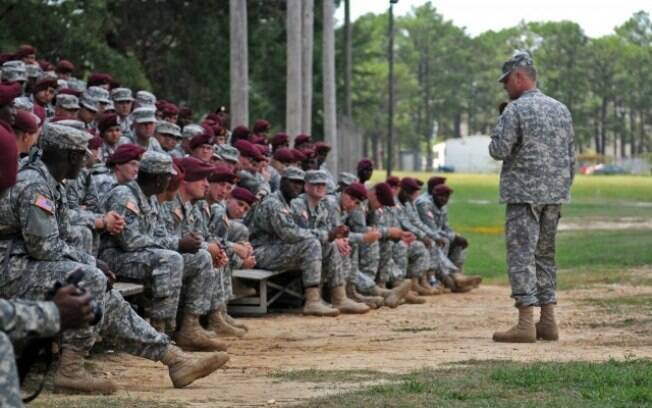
[489,106,520,160]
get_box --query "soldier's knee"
[196,249,214,270]
[303,238,322,259]
[77,265,108,296]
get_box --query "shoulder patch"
[427,211,434,218]
[223,215,230,226]
[204,203,210,217]
[125,200,140,215]
[302,210,308,219]
[173,207,184,221]
[33,194,54,215]
[280,207,290,215]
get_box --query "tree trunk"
[286,0,303,142]
[344,0,352,118]
[301,0,314,134]
[453,112,462,138]
[322,0,338,174]
[599,98,608,155]
[229,0,248,129]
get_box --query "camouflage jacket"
[490,89,576,204]
[0,299,60,341]
[249,190,314,246]
[290,193,331,245]
[415,193,454,241]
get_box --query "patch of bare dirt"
[559,217,652,231]
[38,279,652,407]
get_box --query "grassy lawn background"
[370,173,652,283]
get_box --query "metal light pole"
[387,0,398,175]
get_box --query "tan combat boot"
[347,282,383,309]
[330,285,370,314]
[207,308,246,338]
[382,280,412,308]
[219,304,249,332]
[411,277,438,296]
[54,348,118,394]
[403,289,427,304]
[442,274,471,293]
[492,306,536,343]
[371,284,391,297]
[420,275,445,294]
[536,304,559,341]
[161,344,229,388]
[452,272,482,288]
[176,313,229,351]
[303,286,340,317]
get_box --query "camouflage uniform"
[248,190,322,288]
[290,193,345,289]
[0,158,170,364]
[367,207,403,284]
[392,201,432,279]
[345,206,380,293]
[100,181,183,321]
[0,299,59,408]
[490,88,575,307]
[159,194,217,314]
[237,169,270,197]
[415,193,463,275]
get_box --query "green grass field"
[371,172,652,283]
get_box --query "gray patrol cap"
[41,122,92,151]
[86,86,111,104]
[12,97,33,112]
[53,119,86,130]
[214,144,240,162]
[139,151,177,175]
[2,61,27,82]
[67,77,86,93]
[79,92,99,112]
[282,167,305,182]
[104,100,116,112]
[181,124,203,140]
[111,87,134,102]
[132,107,156,124]
[56,94,80,110]
[338,172,357,187]
[304,169,329,185]
[25,64,42,79]
[135,90,156,107]
[498,50,534,83]
[156,121,181,138]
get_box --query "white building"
[431,135,500,173]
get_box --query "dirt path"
[39,280,652,407]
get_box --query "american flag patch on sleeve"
[33,194,54,214]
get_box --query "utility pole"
[387,0,398,175]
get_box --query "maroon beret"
[344,182,368,202]
[189,131,213,150]
[178,106,192,119]
[15,45,36,59]
[357,158,374,172]
[204,112,222,123]
[433,184,453,195]
[33,77,58,94]
[415,178,424,187]
[0,53,15,65]
[400,177,421,193]
[208,164,237,183]
[234,139,263,160]
[200,122,216,138]
[12,110,38,134]
[0,82,22,106]
[291,148,306,162]
[273,147,294,163]
[0,126,18,191]
[38,59,53,72]
[231,125,251,144]
[98,113,119,134]
[107,144,146,166]
[87,72,112,87]
[386,176,400,188]
[88,136,104,150]
[230,186,257,206]
[253,119,270,134]
[427,176,447,193]
[374,182,395,207]
[314,142,331,155]
[254,143,270,156]
[180,157,215,182]
[56,87,82,98]
[55,59,75,74]
[161,103,179,116]
[294,134,312,148]
[32,105,46,124]
[109,79,120,90]
[271,132,289,148]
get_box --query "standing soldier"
[490,51,576,343]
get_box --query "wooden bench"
[228,269,303,316]
[114,282,144,298]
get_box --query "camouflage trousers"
[100,248,183,320]
[377,240,402,284]
[210,266,227,310]
[344,243,376,294]
[0,332,21,408]
[355,241,381,295]
[253,238,322,287]
[390,241,429,281]
[439,238,466,271]
[321,241,346,289]
[180,250,215,315]
[1,256,169,361]
[505,204,561,307]
[428,245,459,280]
